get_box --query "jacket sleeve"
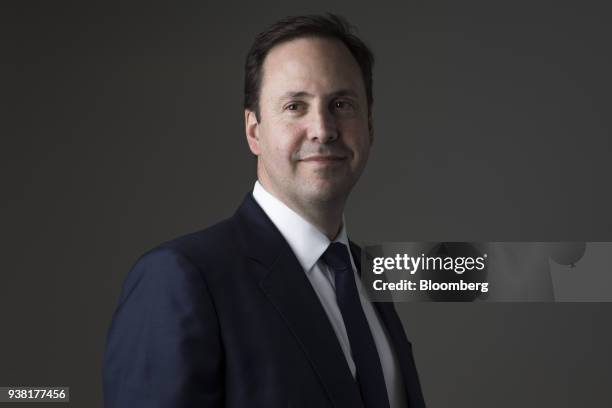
[103,247,224,408]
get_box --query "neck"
[259,181,346,241]
[295,200,345,241]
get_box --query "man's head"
[244,14,375,212]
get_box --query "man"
[103,14,426,408]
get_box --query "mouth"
[300,155,346,162]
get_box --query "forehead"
[260,36,366,100]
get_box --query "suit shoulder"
[148,217,239,269]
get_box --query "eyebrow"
[279,89,359,101]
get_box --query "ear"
[368,112,374,145]
[245,109,261,155]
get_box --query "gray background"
[2,1,611,407]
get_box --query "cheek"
[266,122,303,158]
[342,123,371,152]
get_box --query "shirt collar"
[252,180,351,273]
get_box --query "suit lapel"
[231,194,364,408]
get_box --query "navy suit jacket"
[103,193,426,407]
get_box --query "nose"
[307,106,338,144]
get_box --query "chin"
[302,182,351,204]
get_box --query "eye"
[284,102,304,112]
[333,99,354,111]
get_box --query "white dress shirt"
[252,181,407,408]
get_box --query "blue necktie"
[322,242,391,408]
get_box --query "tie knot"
[322,242,352,271]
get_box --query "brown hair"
[244,13,375,121]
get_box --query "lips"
[300,155,346,162]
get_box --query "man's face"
[245,36,373,210]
